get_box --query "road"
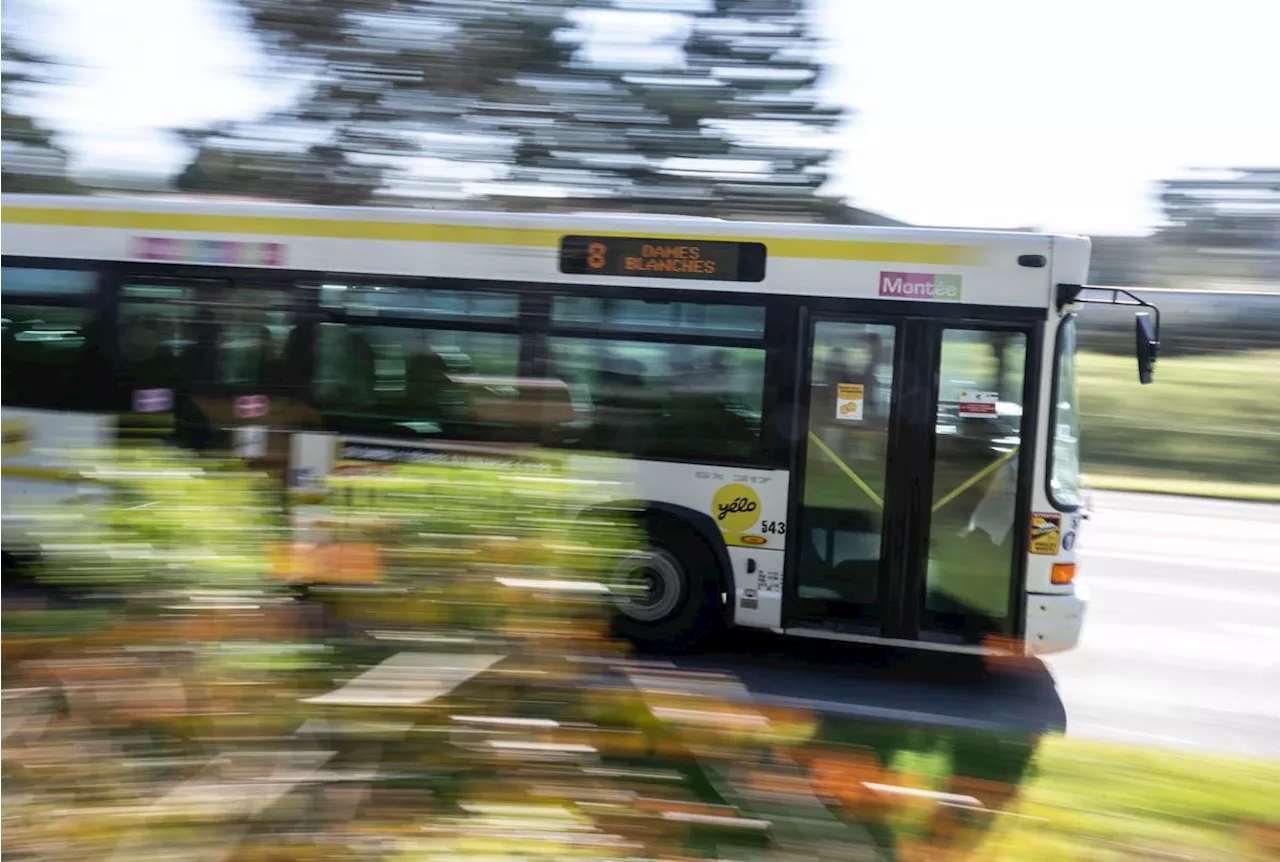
[1044,490,1280,759]
[670,491,1280,760]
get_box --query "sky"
[18,0,1280,236]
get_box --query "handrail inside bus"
[806,431,884,510]
[808,426,1021,518]
[931,446,1019,514]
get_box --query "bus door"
[786,311,1042,647]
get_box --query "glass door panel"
[925,328,1027,638]
[794,320,897,624]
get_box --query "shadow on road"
[674,629,1067,736]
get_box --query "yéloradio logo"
[712,483,762,533]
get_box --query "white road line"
[1216,622,1280,640]
[1089,578,1280,608]
[1079,548,1280,574]
[1069,723,1197,747]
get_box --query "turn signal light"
[1051,562,1076,585]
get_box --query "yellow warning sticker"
[1029,512,1062,555]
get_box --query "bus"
[1,194,1160,655]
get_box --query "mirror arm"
[1055,283,1162,343]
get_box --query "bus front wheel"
[609,519,721,653]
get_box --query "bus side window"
[1,267,104,411]
[546,337,766,461]
[314,321,519,439]
[118,282,302,408]
[1,305,101,410]
[119,311,183,393]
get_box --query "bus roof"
[1,194,1089,309]
[2,193,1081,243]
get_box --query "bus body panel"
[1013,237,1090,647]
[285,430,790,631]
[1023,588,1088,656]
[1,193,1096,655]
[1,406,114,552]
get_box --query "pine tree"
[1,40,81,193]
[176,0,849,220]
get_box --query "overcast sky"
[25,0,1280,235]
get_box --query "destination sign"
[559,235,766,283]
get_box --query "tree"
[1,39,80,193]
[1159,167,1280,251]
[488,0,845,220]
[175,126,380,205]
[176,0,850,220]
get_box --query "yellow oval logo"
[741,535,767,545]
[712,483,762,533]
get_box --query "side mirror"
[1135,312,1159,385]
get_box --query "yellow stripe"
[806,431,884,509]
[3,205,981,266]
[931,447,1019,514]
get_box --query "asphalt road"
[1044,490,1280,759]
[670,491,1280,760]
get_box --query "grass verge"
[1085,473,1280,502]
[981,736,1280,860]
[1080,349,1280,496]
[811,715,1280,860]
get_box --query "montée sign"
[559,235,766,283]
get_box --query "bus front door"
[788,313,1040,648]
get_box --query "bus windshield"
[1049,315,1082,509]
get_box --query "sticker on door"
[835,383,865,421]
[958,390,998,418]
[1029,512,1062,555]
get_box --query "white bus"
[1,194,1160,655]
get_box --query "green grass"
[1080,350,1280,494]
[982,736,1280,860]
[811,716,1280,860]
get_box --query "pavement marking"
[1215,622,1280,640]
[1069,723,1197,747]
[1079,548,1280,574]
[1088,577,1280,608]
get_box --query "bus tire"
[609,517,722,653]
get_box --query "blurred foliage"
[174,0,854,220]
[1,37,82,194]
[1091,168,1280,289]
[969,736,1280,860]
[4,443,1279,859]
[1160,167,1280,253]
[1079,349,1280,493]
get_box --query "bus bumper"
[1023,584,1088,655]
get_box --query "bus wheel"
[609,520,721,653]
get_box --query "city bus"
[1,194,1160,655]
